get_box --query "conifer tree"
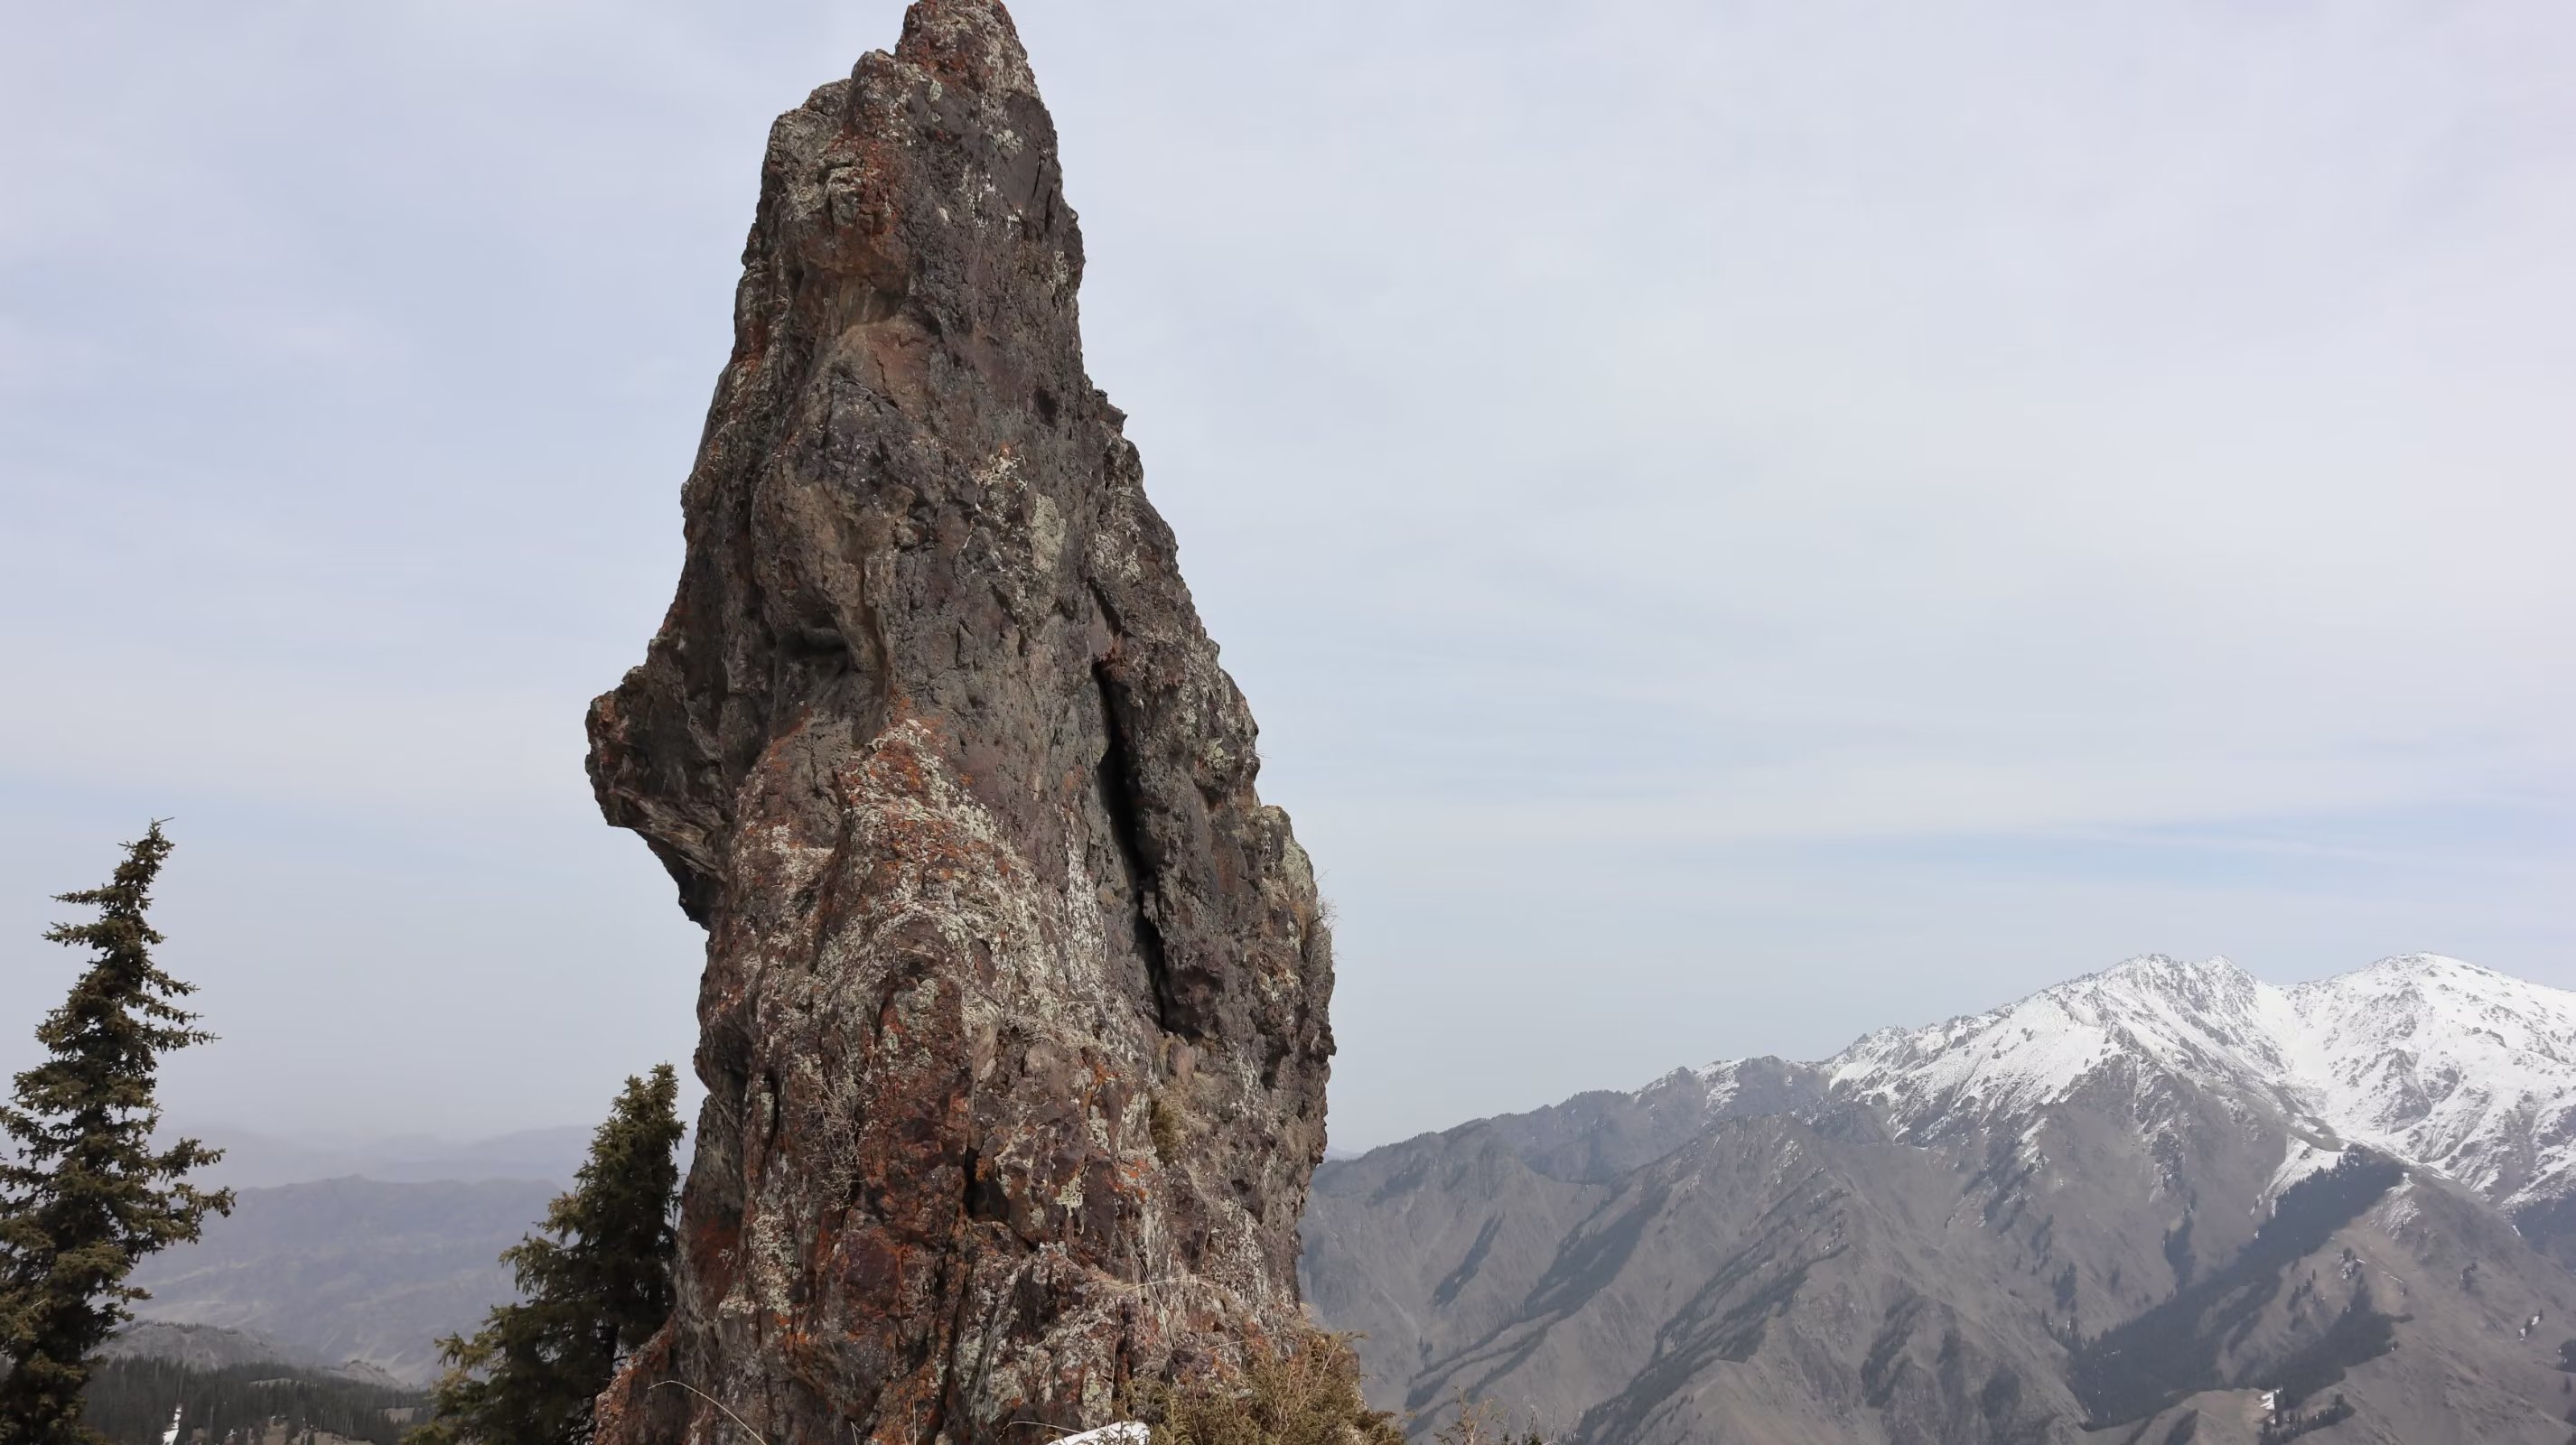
[0,823,232,1445]
[409,1064,684,1445]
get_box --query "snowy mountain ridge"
[1695,953,2576,1226]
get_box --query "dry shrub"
[1134,1330,1406,1445]
[1430,1395,1546,1445]
[1148,1091,1185,1164]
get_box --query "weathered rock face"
[583,5,1335,1440]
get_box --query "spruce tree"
[410,1064,684,1445]
[0,823,232,1445]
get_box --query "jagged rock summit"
[584,5,1336,1440]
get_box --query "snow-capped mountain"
[2288,956,2576,1217]
[1821,953,2305,1132]
[1806,953,2576,1236]
[1309,952,2576,1443]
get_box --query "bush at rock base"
[1130,1331,1545,1445]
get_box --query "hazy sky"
[3,1,2570,1151]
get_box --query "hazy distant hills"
[1304,955,2576,1444]
[126,1176,559,1384]
[98,1321,410,1391]
[163,1122,593,1190]
[116,1123,588,1384]
[101,1321,314,1374]
[118,1121,720,1383]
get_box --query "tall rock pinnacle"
[583,4,1336,1440]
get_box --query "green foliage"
[1134,1331,1409,1445]
[407,1066,684,1445]
[0,825,233,1445]
[80,1356,424,1445]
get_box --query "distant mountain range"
[1303,955,2576,1444]
[120,1113,723,1384]
[161,1123,594,1190]
[117,1123,592,1382]
[1829,953,2576,1254]
[127,1177,560,1384]
[98,1321,407,1390]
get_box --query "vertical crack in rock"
[582,4,1335,1441]
[1092,657,1180,1038]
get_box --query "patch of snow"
[2263,1139,2344,1212]
[1694,1059,1746,1110]
[2372,1180,2422,1239]
[1052,1426,1148,1445]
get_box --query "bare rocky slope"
[583,3,1335,1442]
[1305,956,2576,1444]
